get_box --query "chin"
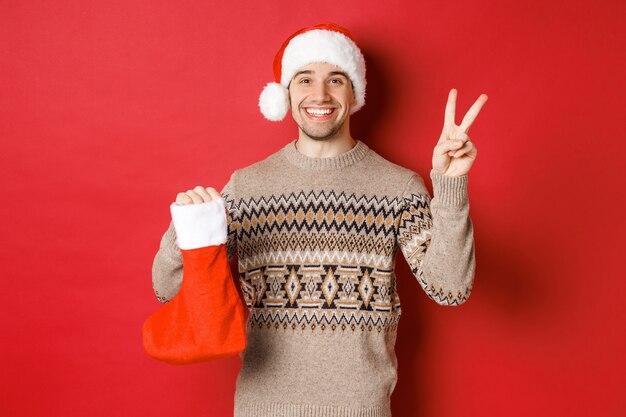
[302,129,342,141]
[299,122,345,141]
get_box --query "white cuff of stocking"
[169,199,228,250]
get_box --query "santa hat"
[258,22,367,121]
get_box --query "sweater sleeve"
[396,169,475,305]
[151,172,240,303]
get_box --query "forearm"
[152,222,183,303]
[420,169,475,305]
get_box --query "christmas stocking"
[142,198,247,365]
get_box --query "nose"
[311,81,331,103]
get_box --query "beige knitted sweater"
[152,139,475,417]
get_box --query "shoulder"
[225,143,286,187]
[219,143,284,195]
[235,143,286,176]
[366,149,415,177]
[363,147,429,198]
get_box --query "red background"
[1,1,624,416]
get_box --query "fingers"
[451,140,476,158]
[435,138,465,156]
[438,132,468,155]
[175,186,222,205]
[444,88,457,128]
[205,187,222,201]
[459,93,488,133]
[194,186,213,202]
[176,192,192,205]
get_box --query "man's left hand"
[432,88,488,177]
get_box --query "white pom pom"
[259,82,290,121]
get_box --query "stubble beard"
[298,121,345,141]
[296,106,347,141]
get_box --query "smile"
[304,107,336,120]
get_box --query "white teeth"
[306,108,333,116]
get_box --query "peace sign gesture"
[432,89,488,177]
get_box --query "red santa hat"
[258,22,367,121]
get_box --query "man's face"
[288,62,357,141]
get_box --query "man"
[152,22,487,417]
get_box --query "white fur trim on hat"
[259,82,290,121]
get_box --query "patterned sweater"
[152,139,475,417]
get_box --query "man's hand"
[176,186,222,204]
[432,88,488,177]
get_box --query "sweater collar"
[282,139,370,170]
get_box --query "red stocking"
[143,199,247,365]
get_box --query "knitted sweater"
[152,139,475,417]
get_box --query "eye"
[330,78,344,85]
[298,78,311,84]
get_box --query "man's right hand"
[176,186,222,205]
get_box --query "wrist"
[430,169,469,206]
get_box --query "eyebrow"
[329,71,349,78]
[293,70,350,79]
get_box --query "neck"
[283,138,369,171]
[295,120,356,158]
[295,136,357,158]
